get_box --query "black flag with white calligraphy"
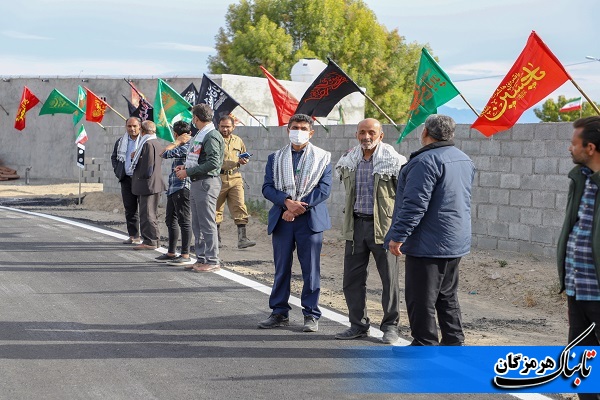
[197,74,240,126]
[180,83,198,107]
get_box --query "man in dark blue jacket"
[259,114,332,333]
[385,114,475,346]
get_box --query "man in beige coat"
[334,118,406,344]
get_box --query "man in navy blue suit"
[258,114,332,332]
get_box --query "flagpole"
[124,78,144,99]
[314,118,330,133]
[236,103,270,132]
[570,78,600,115]
[459,94,480,117]
[361,92,400,131]
[0,104,9,116]
[78,168,82,205]
[107,103,127,121]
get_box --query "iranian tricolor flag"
[75,124,88,145]
[559,97,582,112]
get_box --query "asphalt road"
[0,206,560,400]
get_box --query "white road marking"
[0,206,556,400]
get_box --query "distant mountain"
[438,105,539,124]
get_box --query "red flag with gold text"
[14,86,41,131]
[84,87,108,123]
[471,31,571,137]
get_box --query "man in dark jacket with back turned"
[385,114,475,346]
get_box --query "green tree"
[533,95,600,122]
[208,0,428,121]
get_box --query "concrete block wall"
[0,75,364,180]
[102,122,574,257]
[82,157,103,183]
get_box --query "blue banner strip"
[345,345,600,394]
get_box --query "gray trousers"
[190,176,221,265]
[343,216,399,332]
[138,193,160,246]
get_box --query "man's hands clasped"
[282,198,308,222]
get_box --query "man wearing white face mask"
[335,118,406,344]
[259,114,332,333]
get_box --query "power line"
[453,60,595,83]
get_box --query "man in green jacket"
[175,104,224,272]
[334,118,406,344]
[557,116,600,400]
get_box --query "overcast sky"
[2,0,599,110]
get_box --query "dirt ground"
[0,180,570,348]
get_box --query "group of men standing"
[110,110,476,344]
[256,113,476,344]
[112,106,600,366]
[110,104,256,273]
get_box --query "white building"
[209,58,365,127]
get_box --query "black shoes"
[155,254,178,262]
[257,314,319,331]
[257,314,289,329]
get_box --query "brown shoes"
[192,263,220,272]
[133,243,157,250]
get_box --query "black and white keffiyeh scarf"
[273,143,331,201]
[128,134,157,175]
[116,132,139,163]
[335,142,406,178]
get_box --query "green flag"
[39,89,82,116]
[398,48,460,143]
[153,78,192,142]
[73,86,86,125]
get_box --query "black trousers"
[567,296,600,400]
[120,176,139,238]
[343,216,399,332]
[405,255,464,346]
[165,188,192,255]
